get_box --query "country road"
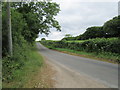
[36,42,118,88]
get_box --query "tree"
[75,16,120,40]
[41,38,46,40]
[81,26,105,40]
[7,2,12,56]
[61,34,77,41]
[13,1,61,43]
[2,1,61,56]
[75,35,83,40]
[103,15,120,38]
[0,2,2,59]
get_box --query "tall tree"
[0,1,2,59]
[7,2,12,55]
[13,1,61,43]
[2,1,61,56]
[103,16,120,38]
[81,26,105,40]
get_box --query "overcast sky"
[36,0,119,41]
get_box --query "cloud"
[36,1,118,40]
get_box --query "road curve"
[36,42,118,88]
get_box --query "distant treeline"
[62,15,120,40]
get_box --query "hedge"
[40,38,120,54]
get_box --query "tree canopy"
[81,26,105,40]
[41,38,46,40]
[62,15,120,41]
[13,1,61,43]
[2,1,61,56]
[62,34,76,41]
[103,16,120,37]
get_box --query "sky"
[36,0,119,41]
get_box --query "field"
[40,38,120,63]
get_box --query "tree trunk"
[0,1,2,59]
[7,1,12,56]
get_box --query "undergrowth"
[2,43,44,88]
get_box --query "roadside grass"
[40,37,120,64]
[2,47,44,88]
[45,46,119,64]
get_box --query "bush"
[40,38,120,62]
[2,41,31,82]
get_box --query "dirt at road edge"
[24,58,56,88]
[26,55,108,88]
[45,57,108,88]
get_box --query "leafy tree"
[2,1,61,56]
[62,34,76,41]
[75,16,120,40]
[41,38,46,40]
[2,6,27,56]
[81,26,105,40]
[13,1,61,43]
[75,35,83,40]
[2,1,61,83]
[103,15,120,38]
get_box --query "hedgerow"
[40,38,120,63]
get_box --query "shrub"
[40,38,120,54]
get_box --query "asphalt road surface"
[36,42,118,88]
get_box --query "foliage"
[81,26,105,40]
[41,38,46,41]
[63,15,120,41]
[40,38,120,63]
[62,37,77,41]
[2,1,61,85]
[3,46,44,88]
[2,7,27,57]
[3,42,30,82]
[103,16,120,37]
[51,48,119,63]
[13,1,61,43]
[62,34,75,41]
[2,1,61,56]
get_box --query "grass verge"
[2,47,48,88]
[45,46,119,64]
